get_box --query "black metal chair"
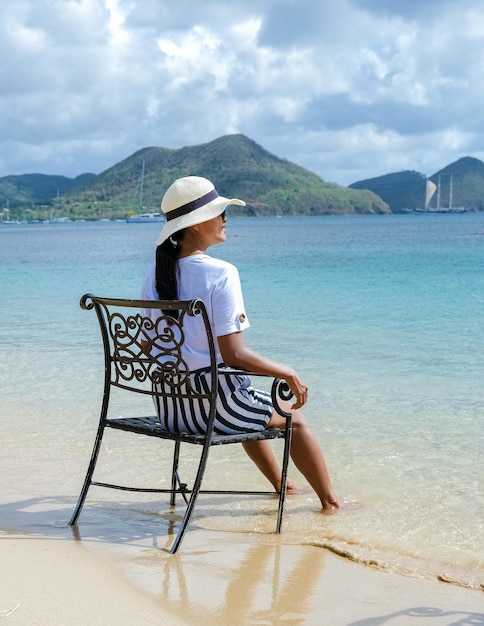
[69,294,293,553]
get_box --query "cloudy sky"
[1,0,484,185]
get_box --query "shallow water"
[0,216,483,590]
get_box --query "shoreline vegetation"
[2,134,484,223]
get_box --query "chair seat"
[107,416,284,446]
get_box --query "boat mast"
[436,175,441,211]
[139,160,145,212]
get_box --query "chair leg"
[170,441,181,506]
[68,425,106,526]
[169,441,190,506]
[276,423,293,533]
[169,441,211,554]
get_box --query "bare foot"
[274,479,299,494]
[321,495,340,514]
[322,498,362,514]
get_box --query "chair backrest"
[81,294,218,416]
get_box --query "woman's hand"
[284,370,308,410]
[217,332,308,409]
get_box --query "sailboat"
[415,175,467,213]
[436,174,467,212]
[0,199,19,224]
[413,178,437,213]
[126,160,164,223]
[425,179,437,211]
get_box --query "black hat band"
[165,189,220,222]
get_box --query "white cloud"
[1,0,484,185]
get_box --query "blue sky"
[1,0,483,185]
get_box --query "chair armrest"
[218,366,293,419]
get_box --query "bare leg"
[242,440,298,492]
[268,406,339,511]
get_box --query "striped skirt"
[152,369,273,435]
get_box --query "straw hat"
[155,176,246,246]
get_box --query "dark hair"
[155,230,186,317]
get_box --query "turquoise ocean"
[1,214,483,591]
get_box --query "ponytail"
[155,230,186,317]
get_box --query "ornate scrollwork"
[152,361,190,388]
[271,378,293,419]
[187,298,204,318]
[108,309,191,390]
[80,293,95,311]
[110,313,148,384]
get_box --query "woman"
[141,176,339,511]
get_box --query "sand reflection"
[158,537,326,624]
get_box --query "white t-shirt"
[140,254,250,370]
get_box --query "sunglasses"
[220,210,226,219]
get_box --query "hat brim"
[155,196,245,247]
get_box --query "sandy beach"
[1,525,483,625]
[0,409,483,626]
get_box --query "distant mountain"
[431,157,484,211]
[0,135,390,219]
[8,136,484,219]
[350,157,484,212]
[350,170,425,213]
[0,173,96,208]
[59,134,389,219]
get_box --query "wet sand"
[1,526,483,625]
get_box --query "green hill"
[431,157,484,211]
[59,134,389,219]
[350,170,425,213]
[0,173,95,208]
[350,157,484,212]
[4,137,484,219]
[1,135,389,220]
